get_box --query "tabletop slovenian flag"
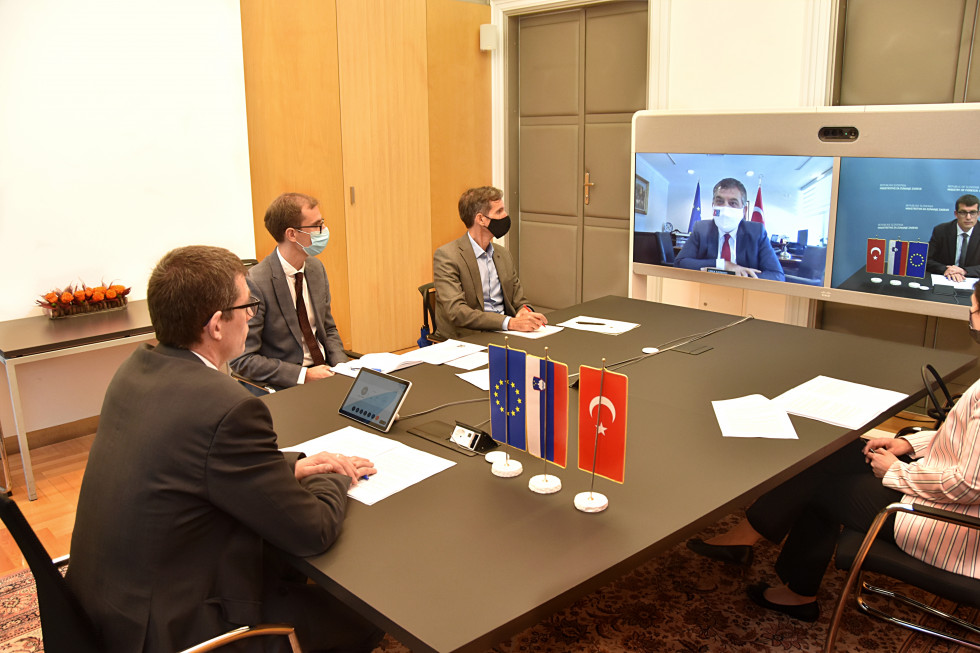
[577,365,628,483]
[866,238,886,274]
[489,344,527,450]
[524,356,568,467]
[888,240,909,276]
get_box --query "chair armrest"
[890,501,980,530]
[179,624,301,653]
[344,349,362,360]
[230,373,275,395]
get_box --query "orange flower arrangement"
[37,281,131,319]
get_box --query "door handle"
[584,171,595,205]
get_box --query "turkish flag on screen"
[578,365,628,483]
[866,238,886,274]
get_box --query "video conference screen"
[830,157,980,309]
[633,152,834,287]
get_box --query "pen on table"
[576,321,605,326]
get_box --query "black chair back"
[418,282,441,345]
[0,495,101,653]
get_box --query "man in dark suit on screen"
[674,177,785,281]
[66,246,381,653]
[926,193,980,282]
[231,192,347,389]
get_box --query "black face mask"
[486,215,511,239]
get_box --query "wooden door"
[515,1,647,310]
[336,0,433,353]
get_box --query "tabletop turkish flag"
[578,365,628,483]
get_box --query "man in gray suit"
[66,245,381,653]
[231,193,347,389]
[433,186,547,339]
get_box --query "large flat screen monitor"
[631,105,980,319]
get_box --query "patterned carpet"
[2,514,975,652]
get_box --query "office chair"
[0,495,303,653]
[632,231,674,265]
[783,246,826,285]
[824,502,980,652]
[921,363,961,428]
[417,282,443,346]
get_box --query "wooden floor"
[0,411,930,578]
[0,434,94,575]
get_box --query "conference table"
[262,296,975,653]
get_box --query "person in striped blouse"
[687,284,980,622]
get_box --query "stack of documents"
[712,376,908,439]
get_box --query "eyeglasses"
[956,210,979,218]
[294,223,325,234]
[220,296,260,319]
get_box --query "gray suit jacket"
[230,251,347,388]
[66,344,350,653]
[433,234,530,339]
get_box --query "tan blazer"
[433,234,531,339]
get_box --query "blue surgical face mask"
[300,227,330,256]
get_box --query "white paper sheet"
[556,315,639,335]
[930,273,976,290]
[445,351,489,370]
[497,324,564,339]
[401,339,487,365]
[711,394,798,439]
[281,426,455,505]
[331,352,421,378]
[457,368,490,391]
[772,375,908,430]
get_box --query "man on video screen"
[926,193,980,282]
[674,178,785,281]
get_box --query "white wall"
[0,0,255,322]
[642,0,834,319]
[0,0,254,434]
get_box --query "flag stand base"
[528,474,561,494]
[491,459,523,478]
[574,491,608,513]
[484,451,507,464]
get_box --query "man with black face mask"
[433,186,547,339]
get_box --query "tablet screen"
[338,368,412,432]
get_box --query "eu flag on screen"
[488,344,527,450]
[906,242,928,278]
[525,356,568,468]
[687,181,701,232]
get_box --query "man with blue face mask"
[674,178,785,281]
[230,192,348,389]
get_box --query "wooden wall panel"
[336,0,433,352]
[239,0,352,348]
[426,0,493,256]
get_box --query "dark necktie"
[294,271,325,366]
[959,233,969,267]
[721,234,732,262]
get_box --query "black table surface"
[0,300,154,359]
[263,296,976,653]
